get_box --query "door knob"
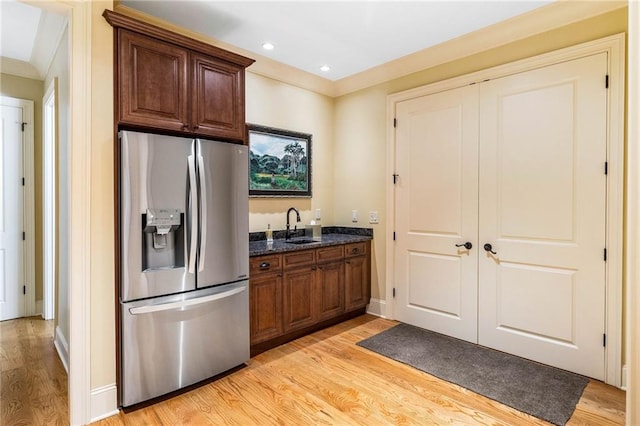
[483,243,497,255]
[455,242,473,250]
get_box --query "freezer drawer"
[120,281,249,407]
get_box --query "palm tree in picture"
[284,141,305,179]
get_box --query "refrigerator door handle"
[187,153,198,274]
[196,139,207,272]
[128,286,246,315]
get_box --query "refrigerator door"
[120,281,249,407]
[121,130,196,301]
[196,140,249,288]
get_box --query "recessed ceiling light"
[262,42,275,51]
[320,65,331,72]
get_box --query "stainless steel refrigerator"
[119,130,249,407]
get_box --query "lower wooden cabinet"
[317,260,345,320]
[250,273,283,343]
[249,240,370,354]
[345,242,370,311]
[283,266,316,332]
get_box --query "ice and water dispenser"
[142,208,185,270]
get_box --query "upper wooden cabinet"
[118,30,189,133]
[103,10,255,144]
[191,53,245,139]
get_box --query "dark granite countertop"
[249,226,373,257]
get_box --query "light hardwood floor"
[95,315,624,425]
[1,315,626,425]
[0,316,68,425]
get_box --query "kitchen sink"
[286,239,317,245]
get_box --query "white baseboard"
[90,384,119,423]
[366,298,387,318]
[36,300,43,317]
[621,364,627,390]
[54,326,69,374]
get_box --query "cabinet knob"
[193,124,200,130]
[260,262,270,269]
[351,248,359,254]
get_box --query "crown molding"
[114,1,625,99]
[0,57,41,80]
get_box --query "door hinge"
[22,177,25,186]
[23,285,26,295]
[605,161,608,175]
[393,232,396,241]
[605,75,609,89]
[604,248,607,261]
[603,333,606,347]
[22,232,25,241]
[392,174,399,184]
[393,288,396,298]
[393,118,397,128]
[21,122,27,132]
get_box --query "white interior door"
[478,53,608,379]
[394,85,479,343]
[0,103,25,321]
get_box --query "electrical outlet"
[351,210,358,222]
[315,209,321,220]
[369,211,378,224]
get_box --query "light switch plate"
[369,211,378,224]
[351,210,358,222]
[315,209,321,220]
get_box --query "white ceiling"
[1,0,41,62]
[120,0,553,81]
[0,0,67,79]
[0,1,554,82]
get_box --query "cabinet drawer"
[283,250,316,269]
[316,245,344,264]
[250,254,282,276]
[345,242,367,258]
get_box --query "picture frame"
[248,124,312,197]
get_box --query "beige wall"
[246,73,335,233]
[0,73,44,302]
[333,7,628,302]
[333,84,388,300]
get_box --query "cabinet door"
[345,255,370,311]
[283,267,316,332]
[191,53,246,141]
[250,273,283,344]
[118,30,189,131]
[317,261,345,320]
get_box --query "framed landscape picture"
[248,124,312,197]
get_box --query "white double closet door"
[394,53,608,379]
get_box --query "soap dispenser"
[266,224,273,242]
